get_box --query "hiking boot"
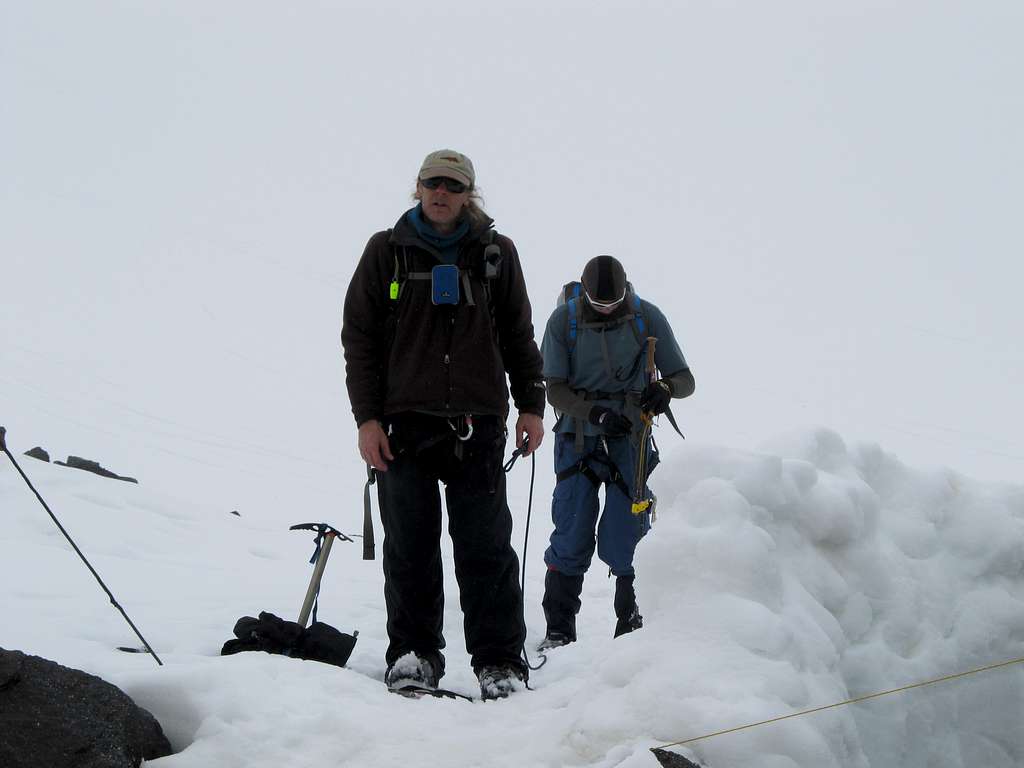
[476,664,525,701]
[614,604,643,638]
[385,652,439,690]
[537,631,573,652]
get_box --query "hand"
[588,406,632,438]
[515,412,544,455]
[358,420,394,471]
[640,380,673,415]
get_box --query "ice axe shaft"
[632,338,658,515]
[297,532,335,627]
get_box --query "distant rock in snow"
[54,455,138,484]
[23,446,50,462]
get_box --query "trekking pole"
[0,426,163,666]
[631,338,658,516]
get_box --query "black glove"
[640,380,673,415]
[588,406,633,437]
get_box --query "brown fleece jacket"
[341,212,545,426]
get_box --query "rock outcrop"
[0,648,172,768]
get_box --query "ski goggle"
[421,176,469,194]
[585,287,626,310]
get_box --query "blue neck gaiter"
[407,204,470,264]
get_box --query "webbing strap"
[578,389,628,401]
[362,465,376,560]
[555,451,631,499]
[632,293,645,334]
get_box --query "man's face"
[418,178,470,231]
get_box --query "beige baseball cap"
[418,149,475,188]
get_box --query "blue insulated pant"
[543,432,655,577]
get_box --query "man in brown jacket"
[341,149,545,700]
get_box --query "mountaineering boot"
[477,664,526,701]
[541,569,584,647]
[384,652,440,690]
[537,631,573,651]
[613,575,643,638]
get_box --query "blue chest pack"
[389,229,502,311]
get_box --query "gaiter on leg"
[613,574,643,637]
[541,569,584,641]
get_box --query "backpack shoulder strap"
[626,289,646,343]
[566,296,582,353]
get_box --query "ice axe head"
[289,522,354,543]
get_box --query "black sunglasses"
[421,176,469,194]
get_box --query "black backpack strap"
[478,228,501,336]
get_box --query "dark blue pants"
[376,413,526,680]
[542,433,654,578]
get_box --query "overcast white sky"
[3,0,1022,510]
[3,4,1024,768]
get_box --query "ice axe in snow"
[290,522,353,627]
[220,522,358,667]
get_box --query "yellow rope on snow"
[653,655,1024,752]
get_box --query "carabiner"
[449,414,474,442]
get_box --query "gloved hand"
[640,380,673,415]
[588,406,633,437]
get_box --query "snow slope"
[3,425,1023,767]
[2,1,1023,766]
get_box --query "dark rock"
[23,446,50,462]
[54,456,139,484]
[0,648,172,768]
[230,510,241,516]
